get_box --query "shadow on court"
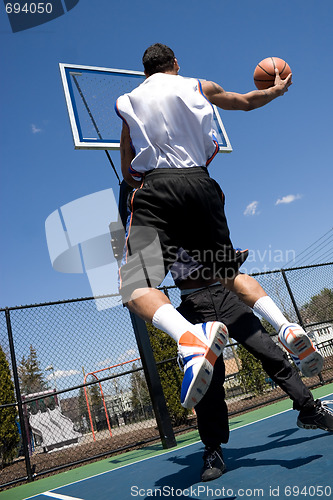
[145,427,326,498]
[223,427,325,471]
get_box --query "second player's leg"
[232,314,315,411]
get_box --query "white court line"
[42,493,83,500]
[25,392,333,500]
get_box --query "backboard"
[59,63,232,152]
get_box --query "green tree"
[78,386,89,418]
[237,344,267,396]
[260,318,276,335]
[78,385,100,432]
[79,382,103,417]
[147,324,190,425]
[18,345,48,395]
[301,288,333,324]
[130,364,150,414]
[90,384,103,408]
[0,345,20,467]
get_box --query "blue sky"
[1,0,332,309]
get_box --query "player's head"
[142,43,178,76]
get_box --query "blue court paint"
[26,396,333,500]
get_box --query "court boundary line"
[25,392,333,499]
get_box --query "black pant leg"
[177,285,315,450]
[194,355,229,448]
[204,285,315,411]
[230,313,314,411]
[177,288,230,448]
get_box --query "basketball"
[253,57,291,90]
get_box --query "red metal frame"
[83,358,140,441]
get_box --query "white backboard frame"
[59,63,232,153]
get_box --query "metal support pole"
[129,312,177,449]
[281,269,304,327]
[5,308,34,482]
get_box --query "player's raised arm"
[201,69,292,112]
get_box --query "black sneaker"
[201,446,226,482]
[297,399,333,431]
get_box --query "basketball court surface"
[3,385,332,500]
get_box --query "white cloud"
[96,350,139,368]
[275,194,302,205]
[122,349,138,359]
[97,358,113,367]
[117,349,139,363]
[31,124,42,134]
[244,201,259,216]
[46,369,80,380]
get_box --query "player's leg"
[177,285,311,408]
[233,312,315,410]
[120,179,228,408]
[239,317,333,431]
[127,287,170,323]
[194,355,228,482]
[221,273,323,376]
[177,287,229,481]
[220,271,267,308]
[126,287,228,408]
[205,287,313,408]
[221,293,333,431]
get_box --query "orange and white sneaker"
[278,324,323,377]
[178,321,228,409]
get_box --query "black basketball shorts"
[119,167,244,301]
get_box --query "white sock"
[152,304,194,343]
[253,296,288,332]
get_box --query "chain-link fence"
[0,263,332,490]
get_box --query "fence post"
[129,311,177,449]
[281,270,324,385]
[5,308,34,482]
[281,269,304,327]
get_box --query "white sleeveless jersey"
[115,73,218,179]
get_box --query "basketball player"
[115,43,320,408]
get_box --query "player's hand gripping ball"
[253,57,292,90]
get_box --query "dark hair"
[142,43,175,76]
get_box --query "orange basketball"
[253,57,292,90]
